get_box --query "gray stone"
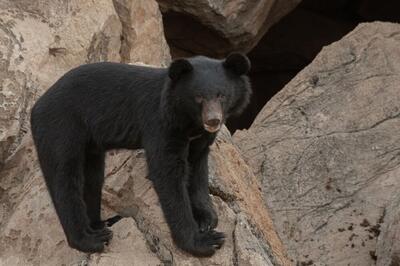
[235,22,400,265]
[376,195,400,266]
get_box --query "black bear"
[30,53,251,257]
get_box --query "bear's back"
[31,62,167,135]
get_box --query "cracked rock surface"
[376,194,400,266]
[234,22,400,266]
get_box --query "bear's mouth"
[201,98,223,133]
[204,123,221,133]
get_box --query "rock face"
[102,128,290,265]
[376,194,400,266]
[0,1,288,265]
[113,0,171,65]
[235,22,400,265]
[0,0,170,167]
[0,0,122,167]
[158,0,302,56]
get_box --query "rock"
[0,0,122,166]
[158,0,302,56]
[234,22,400,265]
[91,218,162,266]
[0,0,171,167]
[0,136,39,231]
[231,3,357,131]
[0,140,89,265]
[209,128,289,265]
[376,195,400,266]
[233,214,273,266]
[103,127,290,265]
[113,0,171,65]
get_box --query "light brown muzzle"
[202,99,223,133]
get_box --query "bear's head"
[163,53,251,133]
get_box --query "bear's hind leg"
[83,152,105,229]
[48,149,110,253]
[83,152,113,240]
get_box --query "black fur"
[30,54,251,256]
[223,52,251,76]
[168,58,193,81]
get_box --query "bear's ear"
[168,59,193,81]
[223,53,251,76]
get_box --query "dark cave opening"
[161,0,400,133]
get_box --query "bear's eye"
[195,95,204,103]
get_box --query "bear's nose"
[205,119,221,127]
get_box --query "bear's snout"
[202,98,223,133]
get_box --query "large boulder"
[157,0,302,56]
[0,0,123,167]
[376,194,400,266]
[234,22,400,265]
[113,0,171,65]
[0,0,171,166]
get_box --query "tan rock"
[113,0,171,66]
[210,128,289,265]
[0,0,171,167]
[91,218,162,266]
[0,0,122,166]
[376,195,400,266]
[234,22,400,265]
[103,127,290,265]
[234,214,274,266]
[0,147,88,265]
[158,0,302,54]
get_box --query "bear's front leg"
[188,138,218,232]
[146,138,224,257]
